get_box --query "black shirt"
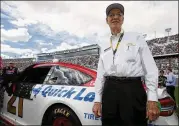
[158,75,167,87]
[2,66,18,82]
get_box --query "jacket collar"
[111,28,124,38]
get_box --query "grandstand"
[36,44,100,62]
[154,54,178,74]
[147,34,178,55]
[1,34,178,74]
[2,58,35,72]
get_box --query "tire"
[42,105,82,126]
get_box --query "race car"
[0,62,178,126]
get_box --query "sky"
[1,1,178,59]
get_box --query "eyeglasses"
[108,13,123,18]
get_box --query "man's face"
[106,9,124,30]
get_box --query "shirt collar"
[111,29,124,38]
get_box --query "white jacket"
[95,31,158,103]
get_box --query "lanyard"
[110,32,124,56]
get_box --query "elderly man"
[92,3,160,126]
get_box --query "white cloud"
[1,44,40,58]
[1,1,178,59]
[10,18,37,27]
[1,44,33,54]
[41,48,48,53]
[31,24,58,37]
[48,42,89,53]
[1,54,13,59]
[35,40,53,46]
[1,1,178,40]
[1,13,11,19]
[1,28,31,42]
[1,25,4,28]
[39,42,53,46]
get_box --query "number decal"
[7,96,24,118]
[7,96,16,115]
[18,98,23,118]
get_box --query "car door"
[13,66,52,99]
[2,65,52,125]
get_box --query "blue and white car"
[0,62,178,126]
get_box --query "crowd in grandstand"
[0,34,178,75]
[2,58,35,72]
[147,34,178,55]
[57,55,99,70]
[155,58,178,75]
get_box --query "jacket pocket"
[124,44,139,62]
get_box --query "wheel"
[42,105,82,126]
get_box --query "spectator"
[2,63,19,95]
[166,67,176,101]
[158,70,167,87]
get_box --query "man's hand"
[92,102,102,117]
[146,101,160,121]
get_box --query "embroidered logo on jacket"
[126,43,136,46]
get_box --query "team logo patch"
[126,43,136,46]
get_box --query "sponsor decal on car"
[32,86,95,102]
[54,108,70,117]
[84,113,158,126]
[84,113,101,120]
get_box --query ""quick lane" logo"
[32,86,95,102]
